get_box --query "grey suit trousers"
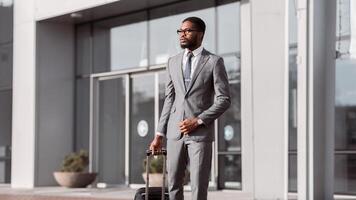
[167,137,212,200]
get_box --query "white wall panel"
[250,0,288,199]
[11,21,36,188]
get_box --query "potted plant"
[53,150,97,188]
[142,155,192,187]
[142,155,167,187]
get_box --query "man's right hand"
[149,135,163,152]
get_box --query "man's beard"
[180,38,198,49]
[180,42,195,49]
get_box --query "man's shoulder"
[169,51,184,60]
[202,49,221,61]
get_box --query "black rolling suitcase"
[134,149,169,200]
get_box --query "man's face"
[179,21,203,49]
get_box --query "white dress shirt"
[182,45,204,79]
[156,46,204,137]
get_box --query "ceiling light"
[70,13,83,18]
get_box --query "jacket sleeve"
[156,58,175,135]
[198,57,231,125]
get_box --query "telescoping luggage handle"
[145,149,167,200]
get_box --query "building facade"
[0,0,355,199]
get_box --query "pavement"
[0,185,253,200]
[3,185,356,200]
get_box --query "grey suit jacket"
[157,49,231,142]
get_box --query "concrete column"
[11,0,37,188]
[12,1,75,187]
[249,0,289,199]
[240,0,254,196]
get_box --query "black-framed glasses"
[177,29,199,35]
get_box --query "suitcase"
[134,149,169,200]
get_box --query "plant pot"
[53,172,97,188]
[142,173,168,187]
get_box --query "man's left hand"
[179,118,199,135]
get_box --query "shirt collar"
[184,46,204,57]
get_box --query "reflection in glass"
[288,0,298,192]
[0,5,13,44]
[217,2,240,54]
[0,90,11,183]
[288,154,297,192]
[130,74,155,184]
[0,3,12,184]
[98,78,126,184]
[334,0,356,194]
[218,55,241,152]
[0,44,12,89]
[215,1,241,190]
[111,21,148,70]
[218,154,241,189]
[335,58,356,189]
[335,154,356,194]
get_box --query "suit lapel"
[185,49,210,95]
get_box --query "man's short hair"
[182,17,206,34]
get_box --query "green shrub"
[60,150,89,172]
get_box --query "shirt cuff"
[155,132,165,137]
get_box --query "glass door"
[129,73,155,184]
[90,75,127,185]
[90,68,166,186]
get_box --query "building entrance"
[89,66,168,186]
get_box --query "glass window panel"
[149,8,216,65]
[0,145,11,183]
[336,0,351,38]
[218,154,241,189]
[0,90,12,147]
[110,21,148,70]
[98,78,126,184]
[335,154,356,194]
[289,49,298,151]
[288,0,298,193]
[0,90,12,183]
[218,55,241,152]
[130,74,155,184]
[217,2,240,54]
[91,12,148,72]
[0,6,13,44]
[0,44,12,89]
[336,39,351,55]
[335,0,356,195]
[288,154,297,192]
[335,34,356,151]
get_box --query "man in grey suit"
[150,17,231,200]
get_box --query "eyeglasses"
[177,29,199,35]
